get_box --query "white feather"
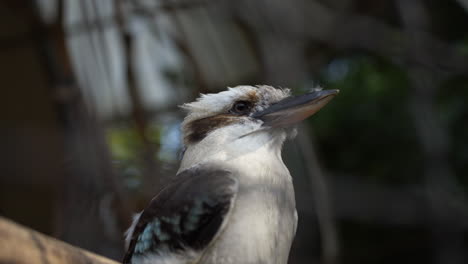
[128,85,298,264]
[125,212,142,250]
[180,85,290,140]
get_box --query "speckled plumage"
[123,165,238,264]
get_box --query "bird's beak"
[252,89,339,128]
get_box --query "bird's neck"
[178,130,289,181]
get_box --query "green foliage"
[106,124,162,191]
[107,126,144,163]
[312,55,423,184]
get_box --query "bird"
[123,85,338,264]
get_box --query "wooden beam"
[0,217,119,264]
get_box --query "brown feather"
[185,115,240,144]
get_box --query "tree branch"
[0,217,119,264]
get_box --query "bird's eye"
[230,100,252,115]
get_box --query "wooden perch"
[0,217,119,264]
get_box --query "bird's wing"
[123,164,238,264]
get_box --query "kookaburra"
[123,85,338,264]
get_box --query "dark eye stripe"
[185,115,237,144]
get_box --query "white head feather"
[180,85,290,139]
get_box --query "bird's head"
[180,85,337,161]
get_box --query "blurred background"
[1,0,468,263]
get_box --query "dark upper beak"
[251,89,339,128]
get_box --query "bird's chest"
[202,175,297,264]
